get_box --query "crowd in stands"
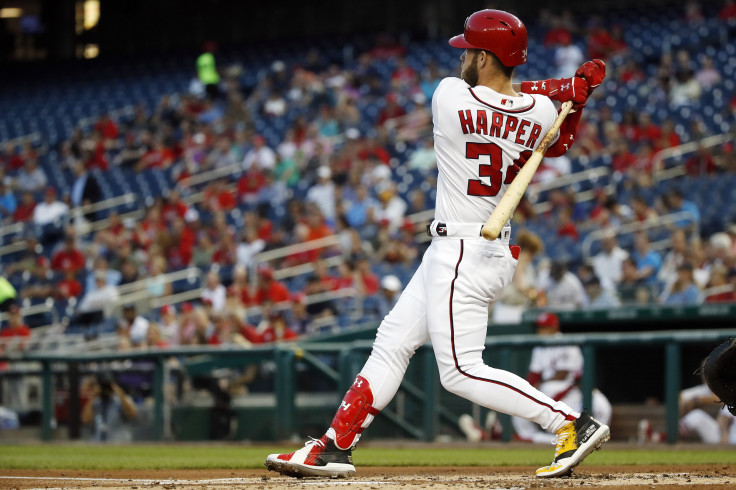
[1,0,736,354]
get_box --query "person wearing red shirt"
[204,180,236,211]
[12,191,35,222]
[637,114,662,147]
[685,145,718,176]
[377,93,406,126]
[610,140,637,174]
[355,255,379,296]
[258,313,298,343]
[51,235,86,273]
[162,189,190,223]
[253,267,291,305]
[94,114,120,141]
[237,167,266,206]
[0,305,32,340]
[658,120,681,150]
[57,270,83,299]
[0,304,31,371]
[137,139,174,170]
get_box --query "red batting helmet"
[535,312,560,330]
[449,9,528,67]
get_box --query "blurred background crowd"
[1,0,736,440]
[1,0,736,351]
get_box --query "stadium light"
[0,8,23,18]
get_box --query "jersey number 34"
[466,142,532,197]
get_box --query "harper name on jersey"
[457,109,543,149]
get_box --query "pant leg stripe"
[448,239,572,418]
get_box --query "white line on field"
[2,475,388,486]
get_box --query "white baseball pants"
[358,234,578,434]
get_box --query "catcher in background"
[638,341,736,444]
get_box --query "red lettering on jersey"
[526,123,542,148]
[476,110,488,135]
[502,116,519,140]
[490,112,503,137]
[458,110,474,134]
[515,119,531,145]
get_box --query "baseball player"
[512,312,612,444]
[266,9,609,479]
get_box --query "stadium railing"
[2,326,733,444]
[652,132,732,181]
[581,210,696,259]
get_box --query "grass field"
[3,444,736,470]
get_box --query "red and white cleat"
[265,435,356,478]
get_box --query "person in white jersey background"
[512,312,612,444]
[266,9,609,479]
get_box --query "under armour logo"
[531,81,538,91]
[561,83,570,91]
[341,401,351,411]
[541,81,546,90]
[354,379,363,388]
[563,144,569,150]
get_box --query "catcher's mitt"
[703,338,736,416]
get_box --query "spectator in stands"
[119,303,150,346]
[259,312,298,343]
[51,234,85,274]
[253,266,291,306]
[197,41,221,100]
[407,136,437,171]
[242,135,276,171]
[372,184,407,234]
[12,191,35,223]
[592,231,628,290]
[355,255,379,296]
[70,162,102,222]
[554,31,584,78]
[306,166,336,223]
[704,266,736,303]
[632,232,662,284]
[660,263,701,305]
[81,372,138,442]
[33,186,69,227]
[76,271,120,325]
[617,257,650,304]
[158,305,180,345]
[666,189,700,232]
[0,304,31,340]
[85,257,122,293]
[145,255,172,299]
[670,69,702,108]
[373,275,402,319]
[201,270,226,313]
[57,269,83,300]
[584,276,621,309]
[344,185,377,229]
[0,180,16,222]
[537,261,586,310]
[685,144,717,176]
[630,195,658,223]
[695,56,722,89]
[658,228,689,287]
[16,158,47,193]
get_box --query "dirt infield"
[2,465,736,490]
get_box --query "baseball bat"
[481,101,573,241]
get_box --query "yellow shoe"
[535,411,610,478]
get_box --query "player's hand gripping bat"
[481,101,573,241]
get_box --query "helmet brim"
[448,35,476,50]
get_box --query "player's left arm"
[518,60,606,157]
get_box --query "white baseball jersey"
[529,344,584,398]
[432,77,558,223]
